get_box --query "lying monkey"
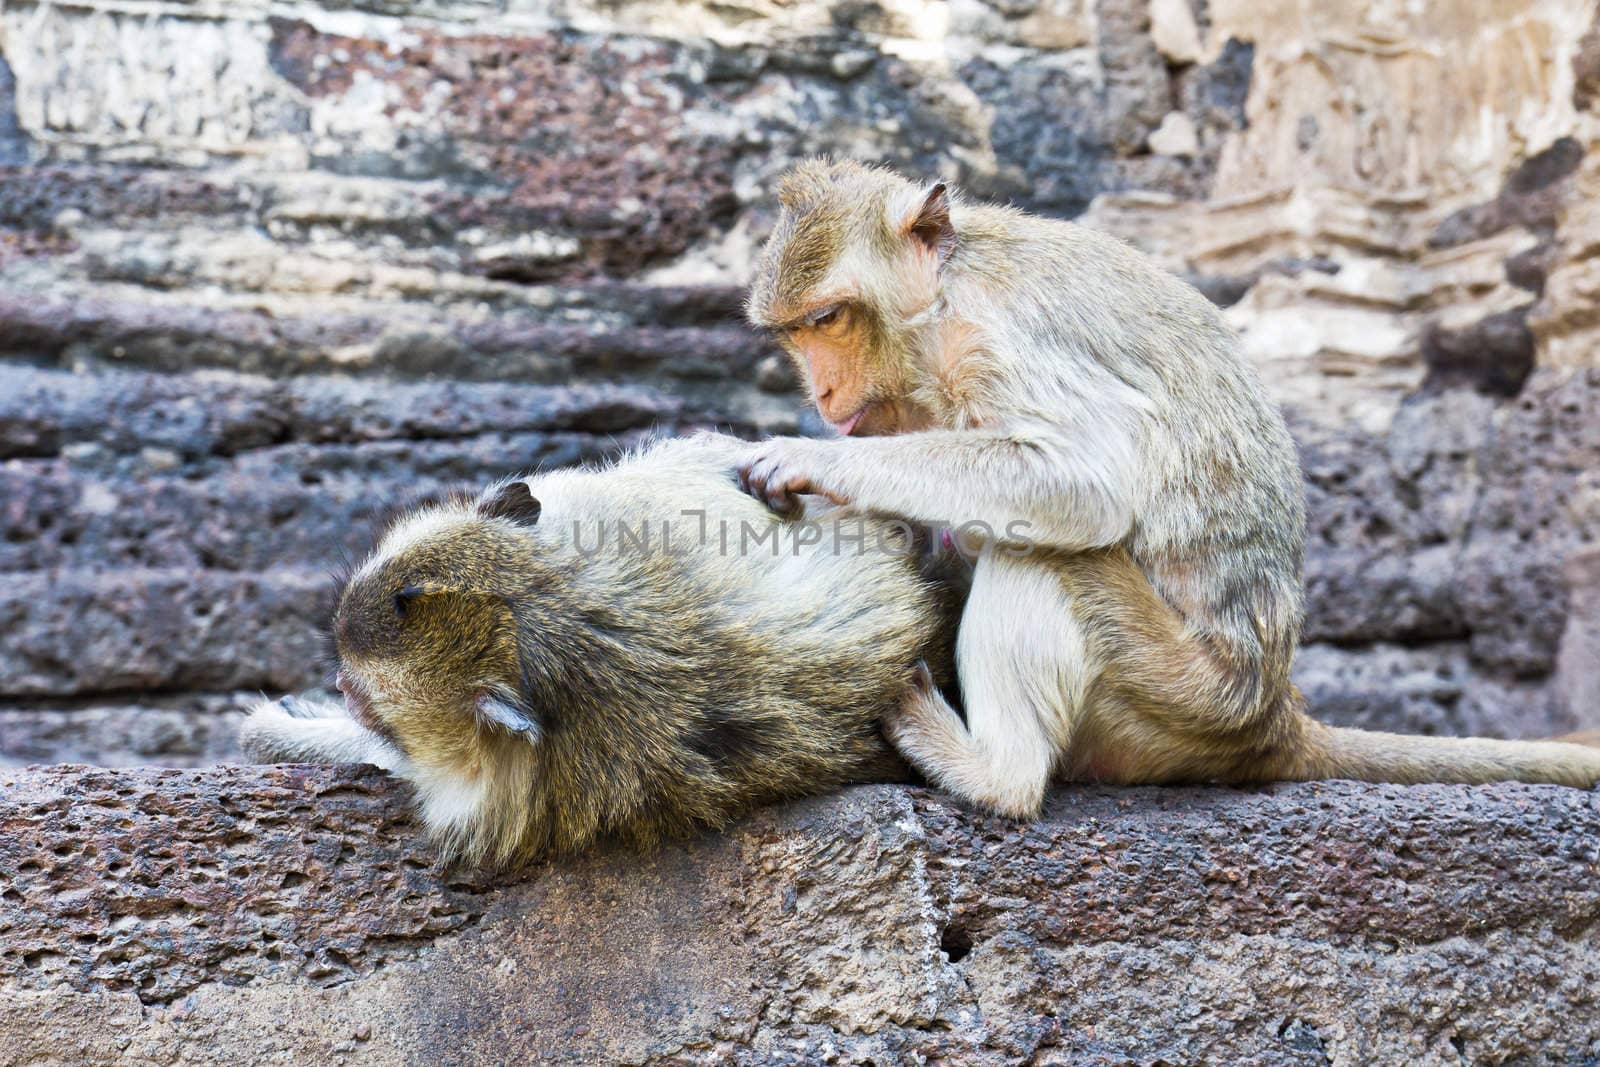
[240,434,957,864]
[738,159,1600,811]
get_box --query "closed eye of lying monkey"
[736,159,1600,814]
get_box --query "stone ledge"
[1,766,1598,1064]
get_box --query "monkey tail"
[1285,719,1600,789]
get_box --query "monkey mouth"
[336,668,379,731]
[830,404,873,437]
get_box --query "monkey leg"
[1050,541,1600,788]
[238,695,411,773]
[884,551,1079,818]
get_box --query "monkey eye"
[393,585,423,619]
[807,303,845,329]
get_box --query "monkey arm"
[238,696,413,774]
[738,426,1138,551]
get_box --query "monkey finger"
[769,477,810,516]
[764,487,793,515]
[746,463,783,497]
[787,475,819,500]
[736,462,766,496]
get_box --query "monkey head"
[331,481,548,778]
[746,160,958,437]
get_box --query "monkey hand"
[238,697,321,764]
[237,695,410,771]
[736,438,849,517]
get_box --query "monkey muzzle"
[336,668,380,732]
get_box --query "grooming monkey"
[240,434,956,864]
[739,159,1600,816]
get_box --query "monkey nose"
[817,385,834,404]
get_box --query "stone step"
[1,770,1596,1063]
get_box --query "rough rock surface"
[2,767,1599,1065]
[3,0,1600,765]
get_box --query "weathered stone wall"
[2,0,1599,764]
[3,770,1599,1064]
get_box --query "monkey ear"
[480,481,542,525]
[474,692,541,742]
[901,182,956,266]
